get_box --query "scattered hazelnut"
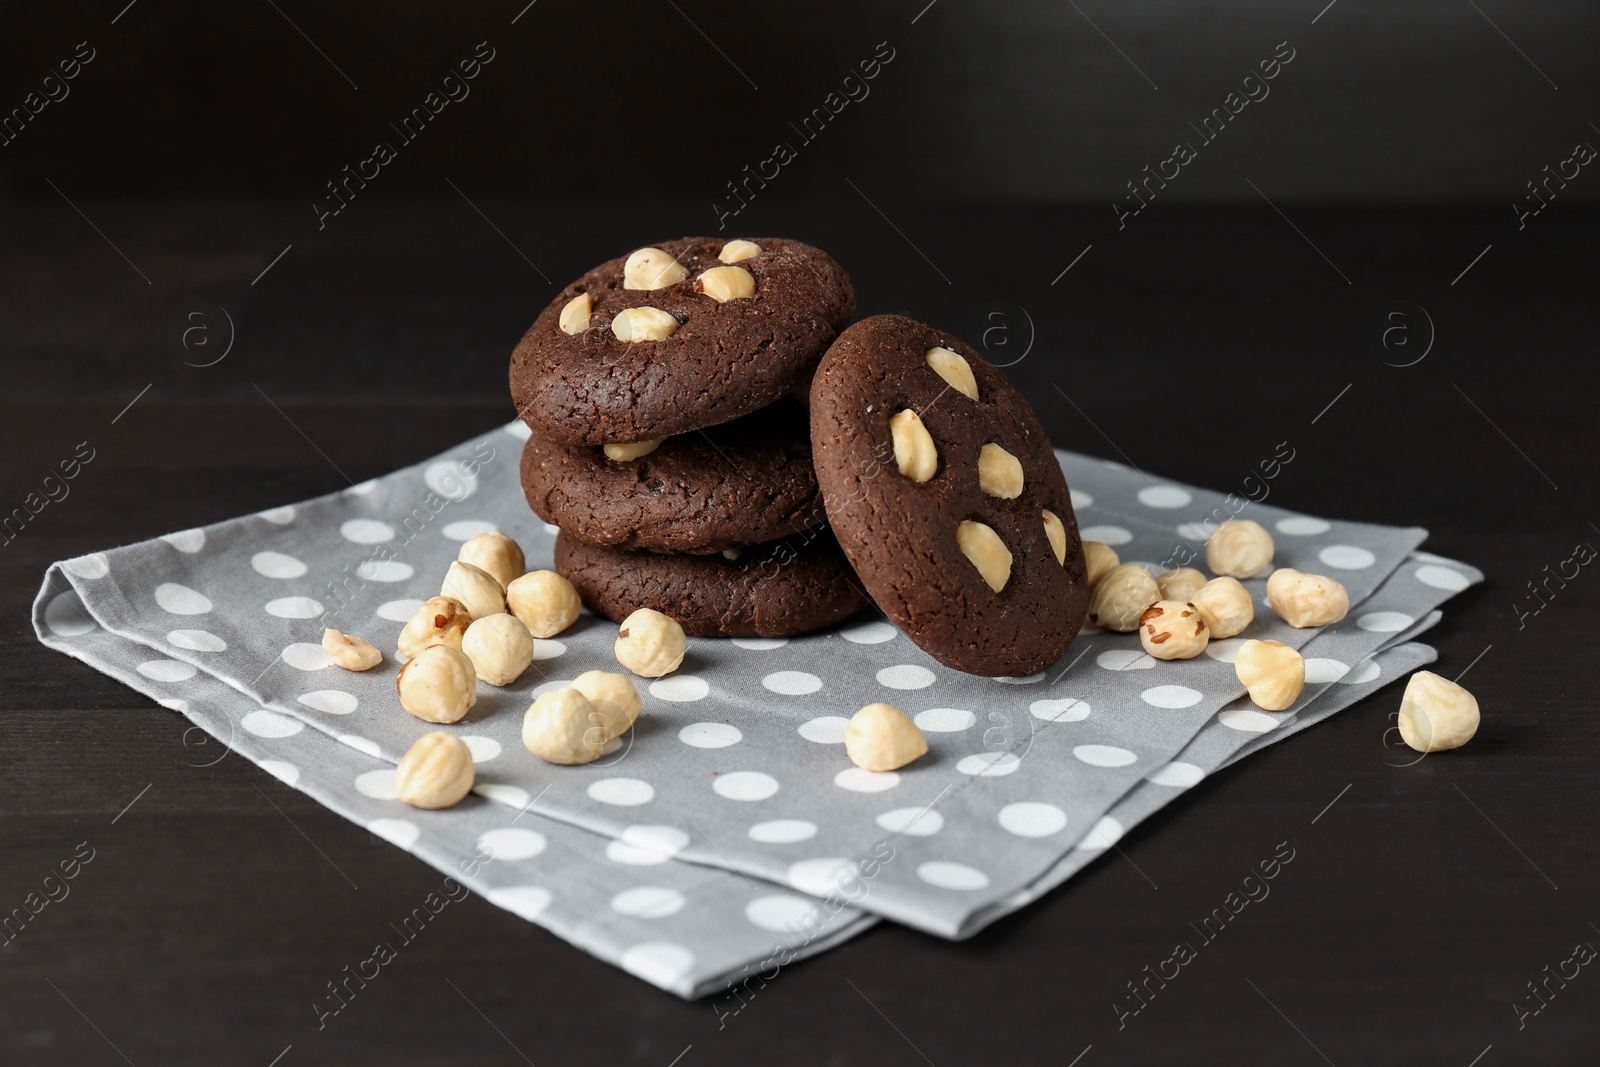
[845,703,928,772]
[442,560,506,621]
[1233,639,1305,711]
[889,408,938,483]
[570,669,641,741]
[1266,568,1350,628]
[394,732,475,809]
[924,346,978,401]
[956,520,1013,593]
[623,246,688,290]
[457,531,525,590]
[603,439,662,462]
[397,596,471,659]
[1190,576,1254,639]
[1157,567,1207,602]
[614,608,686,678]
[1087,563,1160,632]
[558,292,591,335]
[396,644,478,724]
[522,687,605,765]
[1139,600,1209,660]
[322,628,382,671]
[506,570,582,639]
[694,265,756,303]
[611,307,679,342]
[461,613,535,686]
[718,239,762,264]
[721,547,742,561]
[1206,519,1275,579]
[1083,540,1120,589]
[978,443,1025,499]
[1042,509,1067,566]
[1397,670,1480,752]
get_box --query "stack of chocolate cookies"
[508,237,871,638]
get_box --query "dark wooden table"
[2,200,1595,1065]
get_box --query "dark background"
[3,2,1598,1065]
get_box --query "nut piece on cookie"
[614,608,686,678]
[558,293,591,335]
[623,246,688,290]
[1088,563,1159,632]
[925,346,978,401]
[1157,567,1207,601]
[398,596,472,659]
[718,239,762,264]
[957,520,1013,593]
[506,570,582,638]
[458,531,525,590]
[978,443,1024,499]
[323,628,382,671]
[845,703,928,772]
[889,409,938,482]
[694,265,756,303]
[611,307,679,343]
[1139,599,1209,660]
[602,439,661,462]
[1043,509,1068,565]
[1083,540,1120,589]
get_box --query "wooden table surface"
[2,200,1595,1065]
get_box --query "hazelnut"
[442,560,506,621]
[844,703,928,772]
[1139,600,1209,660]
[614,608,686,678]
[718,239,762,264]
[1206,519,1275,579]
[558,292,591,335]
[694,265,756,303]
[1266,568,1350,628]
[924,346,978,401]
[603,439,662,462]
[1087,563,1159,632]
[1083,540,1120,589]
[322,628,382,671]
[889,409,938,483]
[1397,670,1480,752]
[397,596,471,659]
[461,613,535,686]
[394,732,474,809]
[611,307,679,342]
[457,531,525,590]
[506,570,582,639]
[1190,576,1254,639]
[956,520,1012,593]
[623,246,688,290]
[1233,639,1305,711]
[1157,567,1207,602]
[522,687,606,765]
[396,644,478,724]
[570,669,641,741]
[1042,509,1068,566]
[977,443,1024,499]
[721,547,742,561]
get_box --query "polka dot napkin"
[32,421,1482,995]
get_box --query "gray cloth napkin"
[31,421,1480,992]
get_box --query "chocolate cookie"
[809,314,1089,675]
[521,403,823,555]
[555,531,868,638]
[509,237,854,446]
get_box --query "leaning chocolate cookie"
[509,237,854,446]
[809,314,1089,675]
[554,531,868,638]
[520,402,823,555]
